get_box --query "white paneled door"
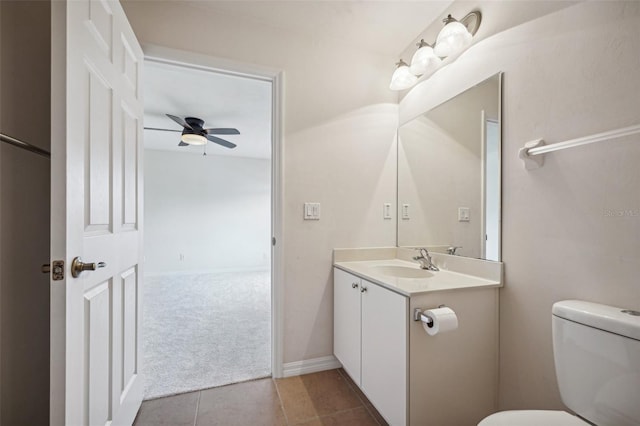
[50,1,144,425]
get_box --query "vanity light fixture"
[389,10,481,91]
[389,59,418,91]
[181,132,207,145]
[434,14,473,57]
[409,39,442,76]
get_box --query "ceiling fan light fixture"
[152,114,239,149]
[181,133,207,145]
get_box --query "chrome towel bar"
[519,123,640,170]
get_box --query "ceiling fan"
[144,114,239,149]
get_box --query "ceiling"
[188,0,454,57]
[142,1,455,158]
[143,60,272,159]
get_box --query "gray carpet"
[142,270,271,399]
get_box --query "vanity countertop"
[334,257,502,297]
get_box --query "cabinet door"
[361,280,408,426]
[334,268,362,384]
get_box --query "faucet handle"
[413,247,427,259]
[446,246,462,255]
[419,248,430,259]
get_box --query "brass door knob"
[71,256,106,278]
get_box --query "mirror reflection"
[397,73,502,261]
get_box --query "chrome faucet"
[413,248,439,271]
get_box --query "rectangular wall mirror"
[397,73,502,261]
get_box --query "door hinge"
[272,237,276,246]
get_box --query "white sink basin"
[370,264,434,279]
[334,250,502,296]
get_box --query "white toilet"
[479,300,640,426]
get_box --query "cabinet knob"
[352,283,359,289]
[360,287,367,293]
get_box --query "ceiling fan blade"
[178,141,189,147]
[206,134,237,149]
[205,128,240,135]
[166,114,193,130]
[144,127,182,133]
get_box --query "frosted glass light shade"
[181,133,207,145]
[434,15,472,57]
[410,42,442,75]
[390,60,417,91]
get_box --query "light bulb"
[410,40,442,76]
[181,133,207,145]
[389,59,418,91]
[434,15,472,57]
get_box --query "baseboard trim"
[282,355,342,378]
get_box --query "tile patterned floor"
[134,369,389,426]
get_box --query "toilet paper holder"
[413,305,446,327]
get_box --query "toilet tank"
[552,300,640,426]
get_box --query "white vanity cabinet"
[333,250,501,425]
[333,267,363,383]
[333,267,408,426]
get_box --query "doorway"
[483,118,500,261]
[141,54,281,399]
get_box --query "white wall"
[0,1,50,424]
[122,1,398,364]
[144,150,271,275]
[400,1,640,411]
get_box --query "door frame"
[142,45,285,378]
[482,116,500,262]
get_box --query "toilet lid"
[478,410,589,426]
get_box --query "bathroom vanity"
[334,266,408,424]
[332,72,504,425]
[333,248,502,426]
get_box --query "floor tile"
[276,370,362,424]
[133,391,199,426]
[196,378,286,426]
[336,369,368,404]
[337,369,388,426]
[298,407,379,426]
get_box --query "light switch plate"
[383,203,392,219]
[458,207,470,222]
[304,202,321,220]
[402,204,410,220]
